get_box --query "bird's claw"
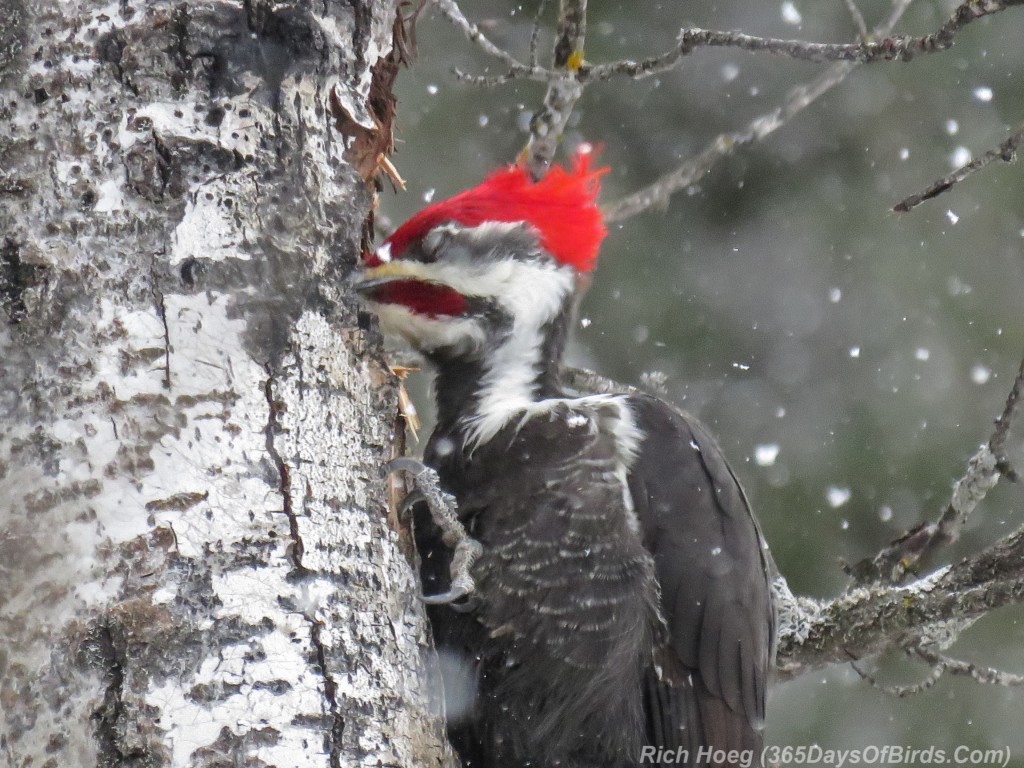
[383,456,429,478]
[397,489,427,521]
[421,585,471,605]
[422,574,479,612]
[385,455,483,607]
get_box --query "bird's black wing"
[626,394,776,765]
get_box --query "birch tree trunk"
[0,0,455,765]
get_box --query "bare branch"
[582,0,1024,82]
[452,69,519,87]
[777,525,1024,676]
[437,0,587,175]
[529,0,551,70]
[850,357,1024,584]
[915,647,1024,687]
[602,0,913,222]
[522,0,588,179]
[851,657,947,698]
[431,0,554,82]
[851,644,1024,697]
[991,355,1024,478]
[894,124,1024,213]
[842,0,869,39]
[603,61,857,222]
[582,31,859,81]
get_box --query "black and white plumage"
[357,156,775,767]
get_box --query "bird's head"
[355,151,607,361]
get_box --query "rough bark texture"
[775,525,1024,676]
[0,0,455,765]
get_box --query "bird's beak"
[352,261,425,296]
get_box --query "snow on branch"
[775,523,1024,677]
[893,123,1024,212]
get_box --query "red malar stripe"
[369,280,468,317]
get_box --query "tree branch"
[582,0,1024,81]
[893,124,1024,212]
[602,60,858,222]
[851,654,948,698]
[432,0,553,82]
[522,0,587,179]
[849,356,1024,584]
[603,0,914,222]
[529,0,551,70]
[916,647,1024,687]
[852,645,1024,698]
[439,0,1019,211]
[776,525,1024,677]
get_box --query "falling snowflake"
[754,444,780,467]
[826,486,851,508]
[973,86,993,102]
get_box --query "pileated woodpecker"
[357,153,775,768]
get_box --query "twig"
[893,124,1024,213]
[915,647,1024,687]
[453,69,520,87]
[522,0,588,179]
[851,644,1024,697]
[842,0,868,39]
[602,0,913,222]
[582,0,1024,81]
[603,60,857,222]
[431,0,554,82]
[850,356,1024,584]
[851,657,946,698]
[433,0,586,175]
[529,0,550,70]
[991,355,1024,479]
[436,0,1021,84]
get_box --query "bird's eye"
[418,229,445,263]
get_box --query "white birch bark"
[0,0,455,765]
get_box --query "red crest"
[377,151,608,272]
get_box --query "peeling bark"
[0,0,454,765]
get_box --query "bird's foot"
[384,457,482,607]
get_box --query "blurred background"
[380,0,1024,759]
